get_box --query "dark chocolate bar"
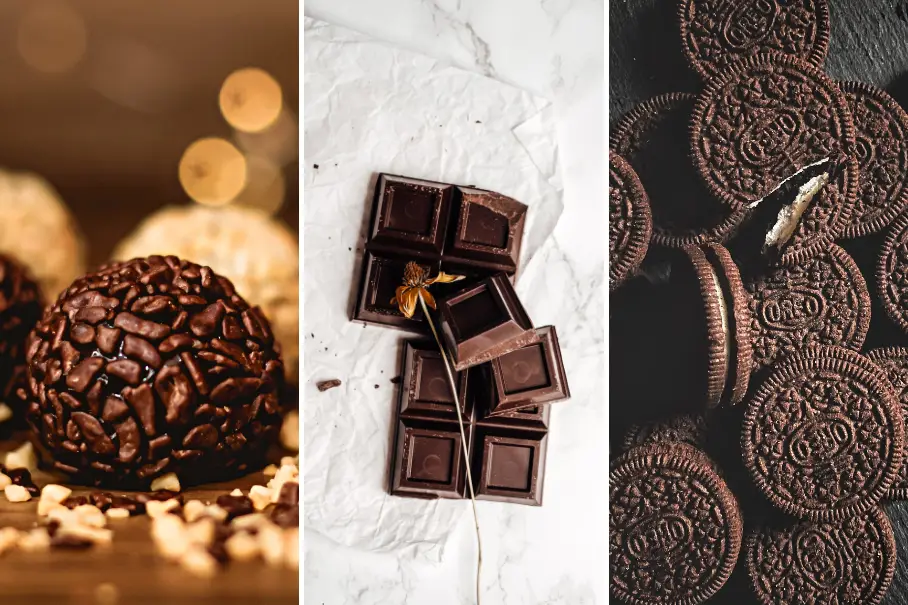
[437,273,538,371]
[390,339,549,506]
[482,325,570,416]
[353,174,528,331]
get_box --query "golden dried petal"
[426,271,465,285]
[401,288,419,318]
[403,262,426,287]
[420,288,436,310]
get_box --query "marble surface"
[303,1,605,603]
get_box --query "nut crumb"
[0,403,12,424]
[230,488,243,497]
[280,410,299,451]
[18,528,50,551]
[0,473,11,490]
[249,485,273,511]
[5,442,36,472]
[262,464,278,477]
[41,484,72,505]
[180,547,217,577]
[146,499,180,519]
[5,484,31,503]
[316,379,341,392]
[225,531,260,561]
[0,527,20,554]
[106,508,130,520]
[150,473,181,493]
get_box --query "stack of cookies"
[609,1,908,604]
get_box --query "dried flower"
[391,262,464,318]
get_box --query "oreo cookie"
[866,347,908,499]
[690,53,858,265]
[621,413,709,452]
[609,152,652,290]
[741,345,903,521]
[678,0,830,81]
[610,93,747,249]
[680,243,753,407]
[745,507,895,605]
[838,82,908,239]
[610,443,742,605]
[744,244,870,371]
[877,212,908,335]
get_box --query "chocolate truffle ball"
[0,254,43,412]
[113,205,299,382]
[24,256,284,487]
[0,168,86,299]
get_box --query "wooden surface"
[610,1,908,603]
[0,433,298,605]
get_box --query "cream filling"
[747,157,831,250]
[709,266,731,376]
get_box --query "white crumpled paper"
[303,17,563,560]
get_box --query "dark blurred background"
[0,0,299,268]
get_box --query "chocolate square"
[369,174,452,254]
[444,188,526,271]
[352,252,438,330]
[473,432,546,506]
[398,341,470,420]
[438,273,538,371]
[390,419,469,499]
[486,326,570,415]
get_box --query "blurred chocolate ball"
[0,254,43,414]
[113,205,298,382]
[24,256,284,487]
[0,169,86,300]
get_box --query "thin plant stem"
[418,293,482,605]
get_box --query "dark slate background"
[610,1,908,603]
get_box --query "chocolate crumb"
[317,379,341,392]
[374,384,379,389]
[313,164,319,169]
[390,376,401,384]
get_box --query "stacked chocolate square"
[610,1,908,604]
[354,174,571,506]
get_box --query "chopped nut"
[284,528,299,569]
[230,488,243,497]
[0,527,21,555]
[0,473,10,489]
[186,518,215,547]
[151,515,189,560]
[56,524,113,546]
[105,508,130,520]
[18,528,50,551]
[268,463,299,503]
[0,403,12,423]
[183,500,206,522]
[225,531,260,561]
[231,513,269,531]
[40,484,73,504]
[47,506,79,525]
[72,504,107,529]
[146,499,181,519]
[279,456,297,468]
[248,485,272,511]
[262,464,278,477]
[280,410,299,451]
[180,547,217,577]
[5,442,36,472]
[5,484,31,503]
[37,499,66,517]
[150,472,181,493]
[258,522,285,566]
[203,504,228,523]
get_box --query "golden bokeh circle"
[178,138,247,206]
[219,68,283,133]
[17,1,87,74]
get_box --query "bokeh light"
[17,1,87,74]
[178,138,247,206]
[233,155,286,216]
[219,68,283,133]
[234,108,298,167]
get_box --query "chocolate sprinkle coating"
[744,244,870,371]
[745,506,895,605]
[690,53,858,266]
[610,93,747,249]
[678,0,830,81]
[609,152,652,290]
[610,443,742,605]
[865,347,908,500]
[24,256,284,487]
[0,254,43,414]
[838,81,908,239]
[741,346,903,521]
